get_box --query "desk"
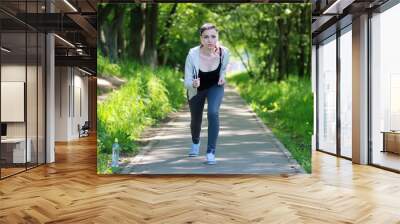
[1,138,31,163]
[381,131,400,154]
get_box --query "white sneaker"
[206,153,216,165]
[188,143,200,157]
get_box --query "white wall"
[55,66,69,141]
[1,65,40,136]
[1,63,46,164]
[1,65,26,139]
[72,71,89,138]
[1,65,25,81]
[55,67,89,141]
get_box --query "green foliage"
[228,72,313,173]
[98,52,143,79]
[97,147,112,174]
[98,3,311,81]
[97,53,122,77]
[97,55,186,156]
[97,3,312,173]
[157,3,210,67]
[97,151,123,174]
[213,4,311,80]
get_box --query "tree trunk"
[130,4,146,61]
[158,3,178,66]
[305,7,311,78]
[298,7,307,78]
[115,6,125,59]
[143,4,158,68]
[277,15,289,81]
[162,51,169,66]
[298,40,305,78]
[277,18,284,81]
[108,16,118,63]
[98,4,113,57]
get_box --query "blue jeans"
[188,84,224,154]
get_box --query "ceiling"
[0,0,98,74]
[311,0,390,42]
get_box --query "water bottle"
[111,138,120,167]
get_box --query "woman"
[184,23,230,165]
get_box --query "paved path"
[120,85,304,174]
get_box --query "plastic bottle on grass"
[111,138,120,168]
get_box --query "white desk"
[1,138,31,163]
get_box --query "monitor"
[1,123,7,137]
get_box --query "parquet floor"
[1,167,26,177]
[1,135,400,223]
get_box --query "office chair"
[79,121,90,138]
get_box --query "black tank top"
[197,48,222,91]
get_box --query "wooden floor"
[1,163,45,178]
[1,135,400,223]
[1,167,26,178]
[372,151,400,171]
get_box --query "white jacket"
[184,45,230,100]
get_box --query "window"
[371,3,400,171]
[318,35,337,154]
[339,26,352,158]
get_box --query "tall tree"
[157,3,178,66]
[115,5,125,60]
[98,3,311,79]
[143,4,158,68]
[98,4,113,57]
[129,4,146,61]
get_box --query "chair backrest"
[82,121,90,129]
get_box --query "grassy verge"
[227,72,313,173]
[96,148,124,174]
[97,55,186,174]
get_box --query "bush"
[228,73,313,173]
[97,55,186,156]
[97,54,122,77]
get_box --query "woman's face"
[200,28,218,50]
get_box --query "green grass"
[96,147,119,174]
[228,73,313,173]
[97,54,313,173]
[97,54,186,174]
[96,149,123,174]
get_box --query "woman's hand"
[193,78,200,88]
[218,78,225,86]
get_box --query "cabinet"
[0,138,32,165]
[382,131,400,154]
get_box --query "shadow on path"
[120,85,305,174]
